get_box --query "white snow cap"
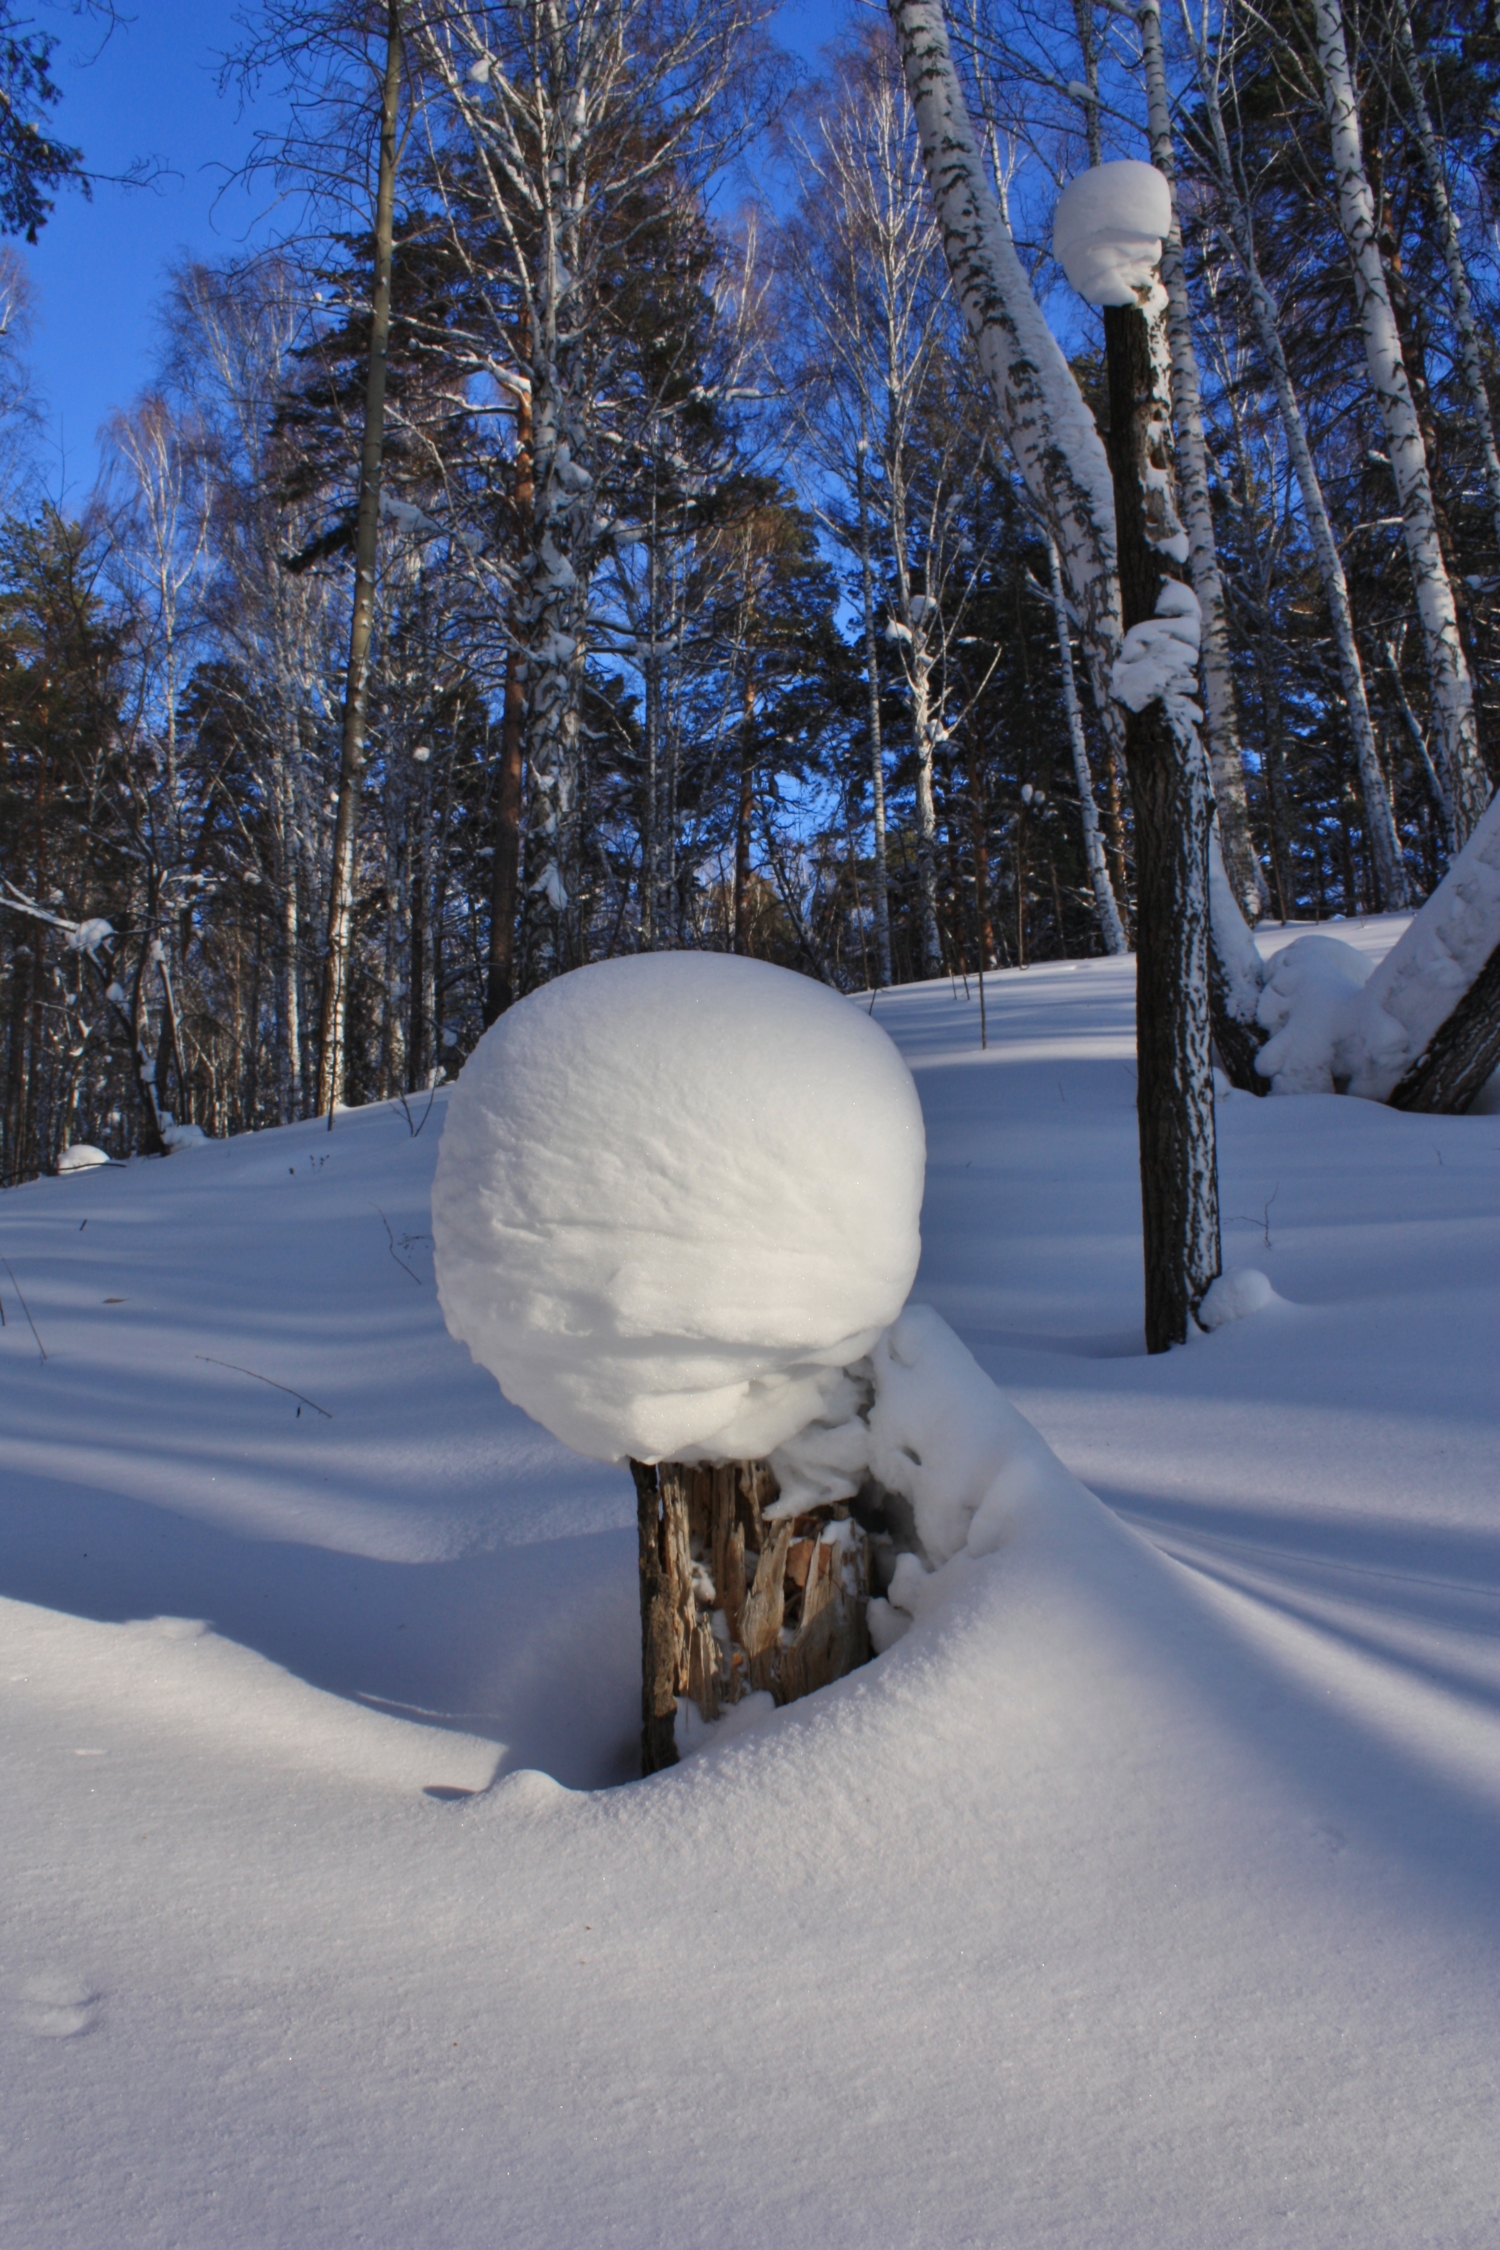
[1111,578,1202,714]
[1054,161,1172,306]
[1197,1266,1283,1330]
[57,1143,110,1173]
[432,952,925,1465]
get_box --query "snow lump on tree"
[432,954,925,1465]
[1053,160,1173,307]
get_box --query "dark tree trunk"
[316,0,403,1117]
[1388,937,1500,1113]
[485,362,533,1025]
[1209,949,1271,1096]
[1103,302,1221,1353]
[733,673,755,955]
[484,651,526,1024]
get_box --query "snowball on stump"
[1054,161,1172,305]
[432,953,925,1464]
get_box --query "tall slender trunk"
[887,0,1121,686]
[484,649,526,1020]
[485,365,533,1021]
[1311,0,1489,842]
[1391,0,1500,559]
[1139,0,1262,917]
[964,743,995,968]
[1071,0,1104,166]
[520,200,591,989]
[856,439,893,985]
[275,733,303,1118]
[316,0,403,1117]
[1104,301,1221,1349]
[640,468,661,952]
[1047,534,1128,954]
[1192,41,1412,895]
[733,666,755,954]
[909,642,942,976]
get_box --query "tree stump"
[630,1458,871,1775]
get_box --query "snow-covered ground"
[2,924,1496,2249]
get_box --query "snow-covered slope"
[2,943,1496,2249]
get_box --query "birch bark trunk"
[316,1,403,1117]
[857,437,894,986]
[1190,35,1413,894]
[1311,0,1489,843]
[1047,534,1128,955]
[886,0,1121,686]
[907,623,943,977]
[1138,0,1263,917]
[1390,0,1500,560]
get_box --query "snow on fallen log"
[1242,793,1500,1108]
[56,1144,112,1173]
[1345,788,1500,1108]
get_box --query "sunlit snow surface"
[2,920,1497,2249]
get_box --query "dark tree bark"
[1209,954,1271,1095]
[632,1458,682,1776]
[1388,938,1500,1114]
[733,673,755,955]
[1103,303,1221,1352]
[485,362,533,1026]
[484,646,526,1024]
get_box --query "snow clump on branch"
[1110,576,1203,719]
[432,954,925,1464]
[1052,161,1172,308]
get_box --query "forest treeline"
[2,0,1497,1181]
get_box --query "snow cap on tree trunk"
[1053,162,1172,306]
[432,953,925,1464]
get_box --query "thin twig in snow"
[0,1255,46,1359]
[196,1357,332,1417]
[395,1084,440,1138]
[373,1205,423,1285]
[1226,1186,1279,1250]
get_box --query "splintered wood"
[631,1458,871,1774]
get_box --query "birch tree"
[1137,0,1263,916]
[1308,0,1490,843]
[167,257,343,1120]
[416,0,773,988]
[889,0,1227,1341]
[1386,0,1500,562]
[318,1,406,1114]
[1179,2,1412,900]
[1043,532,1128,952]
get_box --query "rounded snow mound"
[57,1144,110,1173]
[432,953,925,1464]
[1054,160,1172,306]
[1197,1267,1285,1331]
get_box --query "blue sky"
[16,0,846,503]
